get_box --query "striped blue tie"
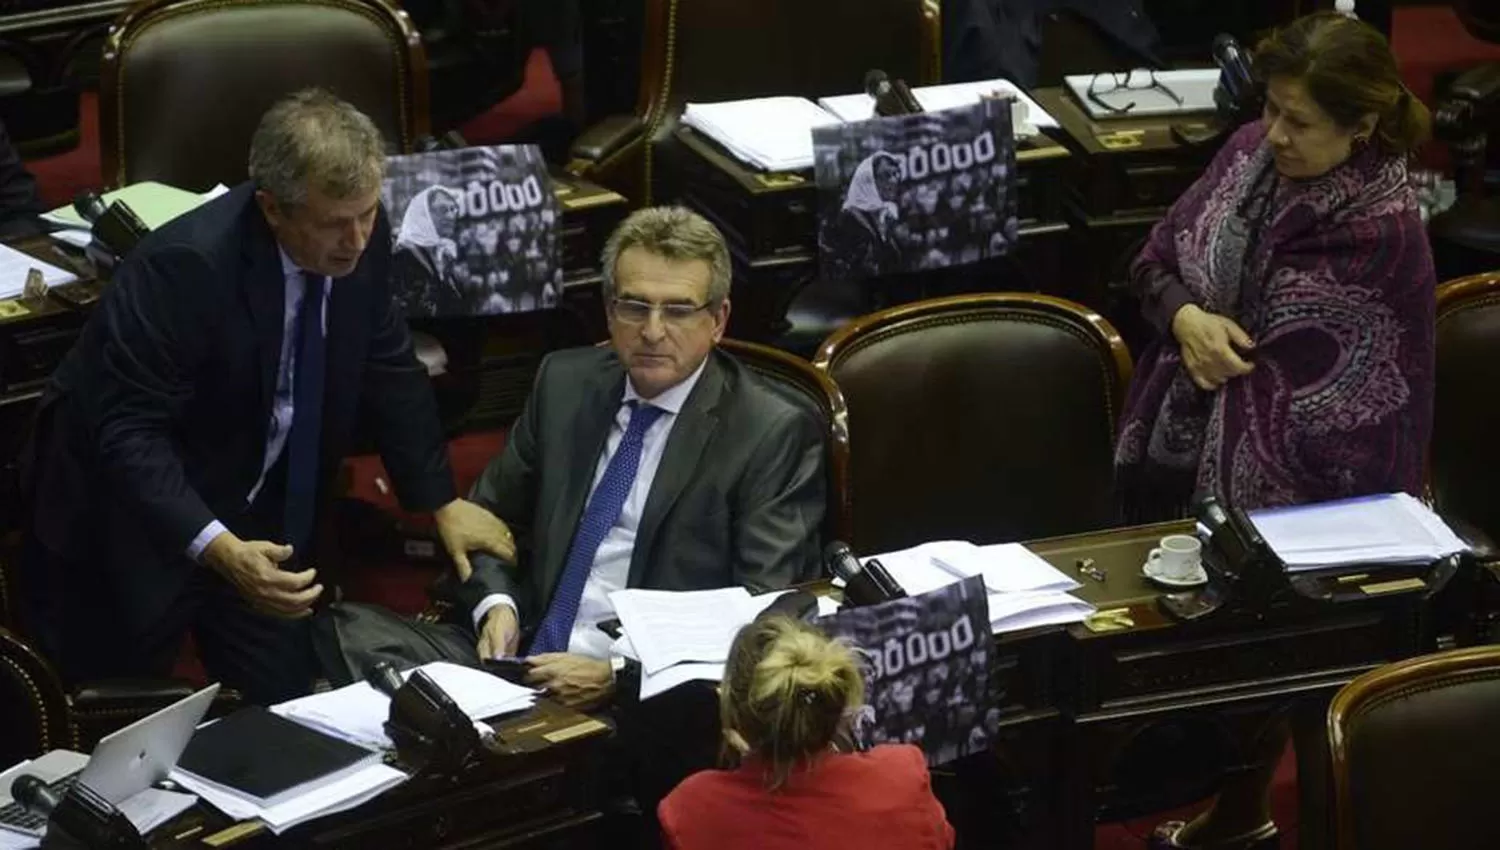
[529,401,665,654]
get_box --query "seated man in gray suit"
[461,205,826,705]
[318,206,826,712]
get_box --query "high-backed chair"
[1432,273,1500,543]
[1327,645,1500,850]
[0,625,73,767]
[566,0,941,204]
[98,0,429,191]
[813,293,1131,555]
[719,338,852,546]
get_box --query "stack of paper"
[271,662,536,751]
[818,79,1059,138]
[681,97,841,171]
[169,762,406,835]
[609,587,794,699]
[866,540,1094,633]
[1249,493,1469,572]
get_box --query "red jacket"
[658,744,955,850]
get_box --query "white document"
[609,587,757,675]
[639,662,725,701]
[117,788,199,835]
[867,541,1092,634]
[681,97,841,171]
[868,540,1079,596]
[612,587,797,697]
[1063,68,1220,118]
[272,661,535,751]
[0,242,77,299]
[819,78,1059,137]
[986,590,1093,633]
[1249,493,1469,571]
[170,762,406,835]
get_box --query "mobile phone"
[482,656,531,684]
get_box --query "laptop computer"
[0,683,219,837]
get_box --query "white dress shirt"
[473,357,709,660]
[187,250,331,559]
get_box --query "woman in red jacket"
[658,616,955,850]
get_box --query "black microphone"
[1211,34,1255,102]
[12,774,61,818]
[825,541,906,607]
[366,660,406,699]
[864,69,923,117]
[71,191,109,225]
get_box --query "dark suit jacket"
[944,0,1162,87]
[28,182,455,631]
[453,346,825,633]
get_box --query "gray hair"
[600,206,731,305]
[247,88,387,207]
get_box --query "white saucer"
[1143,560,1208,588]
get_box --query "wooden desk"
[668,125,1076,342]
[1023,521,1442,850]
[149,700,612,850]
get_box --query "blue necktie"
[530,401,666,654]
[283,272,326,552]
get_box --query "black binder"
[176,706,382,807]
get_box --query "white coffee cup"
[1146,534,1202,581]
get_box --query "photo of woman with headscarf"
[820,150,905,281]
[391,184,467,316]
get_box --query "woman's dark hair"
[719,616,863,790]
[1254,11,1431,155]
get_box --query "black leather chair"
[1432,272,1500,544]
[0,550,240,759]
[1328,645,1500,850]
[98,0,430,191]
[0,624,74,768]
[566,0,941,205]
[719,338,852,546]
[813,293,1132,555]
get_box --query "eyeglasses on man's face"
[1086,69,1184,115]
[610,296,714,326]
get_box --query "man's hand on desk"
[477,605,520,660]
[525,654,614,711]
[434,498,516,581]
[201,532,322,618]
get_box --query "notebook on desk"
[175,706,382,808]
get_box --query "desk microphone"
[826,541,906,607]
[13,774,147,850]
[12,774,61,818]
[865,69,923,117]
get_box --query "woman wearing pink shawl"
[1125,13,1435,850]
[1115,11,1436,528]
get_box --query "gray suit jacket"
[454,346,826,635]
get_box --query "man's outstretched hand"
[434,498,516,580]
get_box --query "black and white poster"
[382,145,562,317]
[813,99,1018,283]
[819,576,996,767]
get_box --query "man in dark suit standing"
[20,89,513,704]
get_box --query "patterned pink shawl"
[1114,121,1435,521]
